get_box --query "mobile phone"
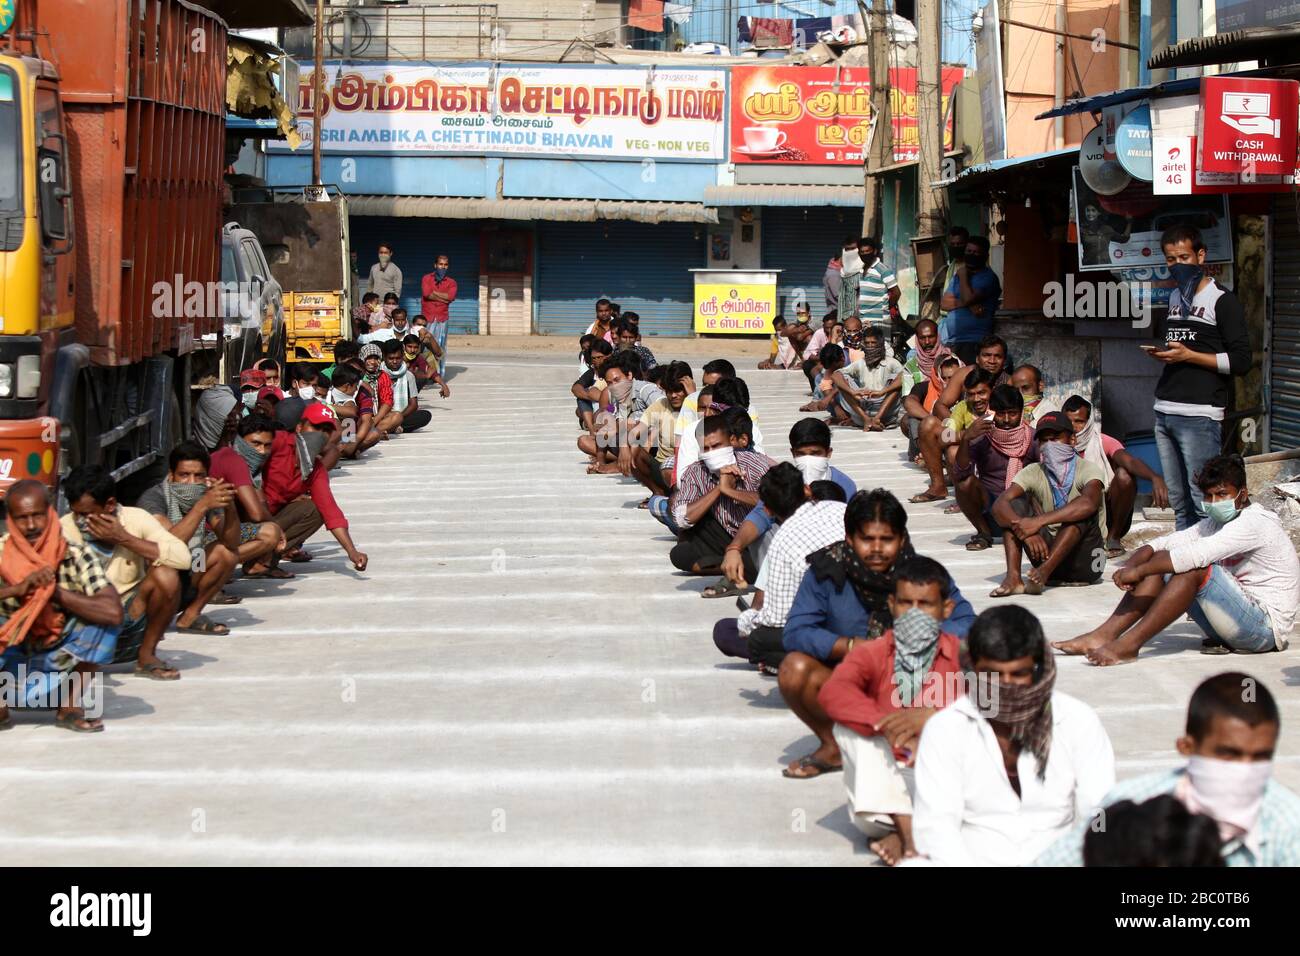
[1138,344,1160,352]
[735,595,751,612]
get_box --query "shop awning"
[703,185,863,207]
[1035,78,1201,120]
[194,0,313,28]
[346,196,718,224]
[1148,26,1300,70]
[950,147,1078,186]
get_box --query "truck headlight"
[0,363,13,398]
[16,355,39,398]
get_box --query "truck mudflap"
[0,418,59,497]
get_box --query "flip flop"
[243,566,295,580]
[285,549,313,563]
[55,711,104,733]
[965,534,993,551]
[1201,638,1233,656]
[701,578,746,599]
[909,491,947,503]
[208,591,243,605]
[134,660,181,681]
[175,615,229,636]
[782,755,843,779]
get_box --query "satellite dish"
[1079,122,1132,196]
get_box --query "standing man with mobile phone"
[1149,226,1251,530]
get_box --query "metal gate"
[349,218,481,334]
[761,207,859,320]
[1270,195,1300,450]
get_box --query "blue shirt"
[741,466,857,539]
[944,267,1001,344]
[1035,767,1300,867]
[783,563,975,661]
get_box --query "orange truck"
[0,0,229,498]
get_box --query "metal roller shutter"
[536,222,704,337]
[349,217,481,334]
[761,206,860,320]
[1270,196,1300,450]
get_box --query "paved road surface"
[2,351,1297,865]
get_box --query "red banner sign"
[730,65,964,165]
[1198,76,1299,176]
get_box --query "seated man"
[135,441,242,636]
[388,307,413,342]
[1010,364,1059,426]
[402,334,431,392]
[712,417,858,599]
[780,490,975,779]
[625,360,691,497]
[253,358,284,398]
[826,325,905,431]
[799,312,840,390]
[819,556,967,865]
[911,335,1010,502]
[952,384,1035,551]
[208,415,286,577]
[358,343,396,442]
[615,318,657,371]
[572,338,614,434]
[1056,454,1299,665]
[409,314,445,370]
[1062,394,1170,556]
[899,355,961,464]
[911,366,997,503]
[897,318,949,393]
[353,292,381,336]
[287,362,321,402]
[262,403,368,574]
[1038,672,1300,866]
[989,411,1106,597]
[61,465,191,681]
[380,338,432,434]
[912,605,1115,866]
[713,463,847,669]
[0,480,124,733]
[327,366,384,459]
[321,338,360,382]
[669,409,772,581]
[759,317,804,370]
[238,367,266,413]
[577,351,662,476]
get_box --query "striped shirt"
[856,260,898,326]
[673,450,773,535]
[1035,768,1300,866]
[738,501,846,634]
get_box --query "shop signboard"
[1152,92,1299,195]
[1115,105,1153,181]
[1216,0,1300,31]
[692,270,779,334]
[1198,76,1300,177]
[271,62,728,161]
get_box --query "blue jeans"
[1153,411,1222,530]
[1187,565,1277,653]
[648,495,681,534]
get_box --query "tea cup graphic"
[743,126,786,151]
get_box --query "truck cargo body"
[0,0,228,495]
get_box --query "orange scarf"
[0,507,67,649]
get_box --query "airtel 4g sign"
[1198,76,1299,177]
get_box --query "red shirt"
[818,630,965,760]
[262,431,347,531]
[209,446,255,488]
[365,372,393,409]
[420,273,457,323]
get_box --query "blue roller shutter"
[1271,195,1300,450]
[349,217,481,334]
[536,221,704,337]
[761,206,860,320]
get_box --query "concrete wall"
[1235,213,1268,455]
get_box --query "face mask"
[434,268,448,280]
[949,244,966,260]
[1186,755,1271,840]
[73,514,93,537]
[964,254,985,269]
[1040,441,1077,470]
[994,418,1019,430]
[297,386,316,400]
[233,435,269,476]
[1168,262,1203,306]
[610,379,634,403]
[792,455,831,484]
[701,445,737,474]
[1205,496,1242,524]
[860,252,877,267]
[295,430,329,477]
[241,391,258,409]
[404,350,420,361]
[166,481,207,511]
[378,254,391,266]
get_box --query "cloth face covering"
[892,607,942,707]
[233,436,269,480]
[1169,262,1203,308]
[610,379,634,403]
[164,481,208,549]
[913,338,951,379]
[862,339,886,366]
[1183,756,1272,843]
[1039,441,1079,510]
[793,455,831,484]
[807,539,915,639]
[700,445,736,474]
[295,431,328,479]
[1074,417,1115,487]
[0,505,67,649]
[988,422,1034,487]
[965,641,1057,780]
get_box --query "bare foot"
[989,577,1025,598]
[1024,568,1048,595]
[1086,641,1140,666]
[1053,630,1112,655]
[870,832,906,866]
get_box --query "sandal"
[134,660,181,681]
[285,549,313,563]
[243,566,294,580]
[782,754,843,779]
[208,591,242,605]
[175,615,229,636]
[909,491,947,504]
[55,711,104,733]
[1201,638,1233,656]
[965,534,993,551]
[701,578,746,599]
[0,708,12,731]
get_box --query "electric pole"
[860,0,893,239]
[312,0,325,187]
[915,0,946,320]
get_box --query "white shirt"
[912,691,1115,866]
[738,501,846,635]
[1149,503,1300,647]
[359,328,396,346]
[674,402,766,476]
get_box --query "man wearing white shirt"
[1056,454,1300,665]
[912,605,1115,866]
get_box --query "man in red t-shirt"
[261,403,368,572]
[420,253,456,377]
[208,415,287,577]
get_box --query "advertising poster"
[272,63,728,161]
[729,65,964,164]
[1073,168,1232,272]
[694,273,778,334]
